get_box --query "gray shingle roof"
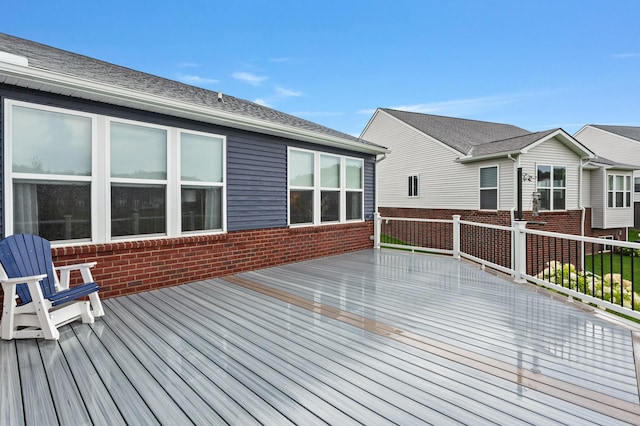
[0,33,382,150]
[591,125,640,143]
[469,128,559,157]
[382,108,530,154]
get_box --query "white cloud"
[178,74,219,85]
[254,98,271,107]
[292,111,343,117]
[232,72,268,86]
[611,53,640,59]
[276,86,303,97]
[364,93,525,117]
[269,57,292,63]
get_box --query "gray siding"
[0,85,376,235]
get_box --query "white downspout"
[508,154,519,223]
[579,158,588,269]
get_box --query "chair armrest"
[55,262,97,272]
[1,274,48,286]
[56,262,97,289]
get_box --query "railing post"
[374,212,381,250]
[452,215,461,259]
[513,220,527,283]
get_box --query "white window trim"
[536,164,567,211]
[408,175,419,198]
[607,173,632,209]
[4,99,227,244]
[479,165,499,211]
[288,147,364,227]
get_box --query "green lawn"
[584,252,640,293]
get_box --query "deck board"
[1,249,639,425]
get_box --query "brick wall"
[1,222,373,307]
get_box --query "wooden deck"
[2,249,640,425]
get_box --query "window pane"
[320,155,340,188]
[626,176,631,191]
[634,177,640,193]
[480,167,497,188]
[14,181,91,241]
[290,150,314,187]
[182,187,222,232]
[538,189,550,210]
[608,175,614,191]
[346,192,362,220]
[553,166,566,187]
[321,191,340,222]
[480,189,497,210]
[12,106,91,176]
[553,189,566,210]
[537,166,551,187]
[111,184,166,237]
[608,192,614,208]
[626,191,631,208]
[290,190,313,224]
[181,133,223,182]
[616,191,624,207]
[616,175,624,191]
[346,159,363,189]
[408,175,418,197]
[111,122,167,179]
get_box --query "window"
[479,166,498,210]
[288,148,364,225]
[607,174,631,208]
[9,104,93,240]
[408,175,419,197]
[635,177,640,193]
[537,165,566,211]
[5,100,226,243]
[110,121,167,237]
[180,132,224,232]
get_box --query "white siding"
[575,126,640,165]
[519,137,584,210]
[362,111,518,210]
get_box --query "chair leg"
[1,293,16,340]
[79,301,95,324]
[27,281,59,340]
[88,292,105,317]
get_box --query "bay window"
[537,165,566,211]
[289,148,364,225]
[5,100,226,243]
[608,174,631,208]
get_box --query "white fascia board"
[0,62,388,155]
[455,150,522,163]
[521,129,595,159]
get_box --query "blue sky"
[4,0,640,136]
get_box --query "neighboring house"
[574,125,640,228]
[361,108,635,242]
[0,33,388,305]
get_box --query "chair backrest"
[0,234,56,304]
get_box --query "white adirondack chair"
[0,234,104,340]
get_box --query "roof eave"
[455,150,522,163]
[0,62,389,155]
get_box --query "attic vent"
[0,51,29,67]
[217,92,223,102]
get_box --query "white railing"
[374,213,640,321]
